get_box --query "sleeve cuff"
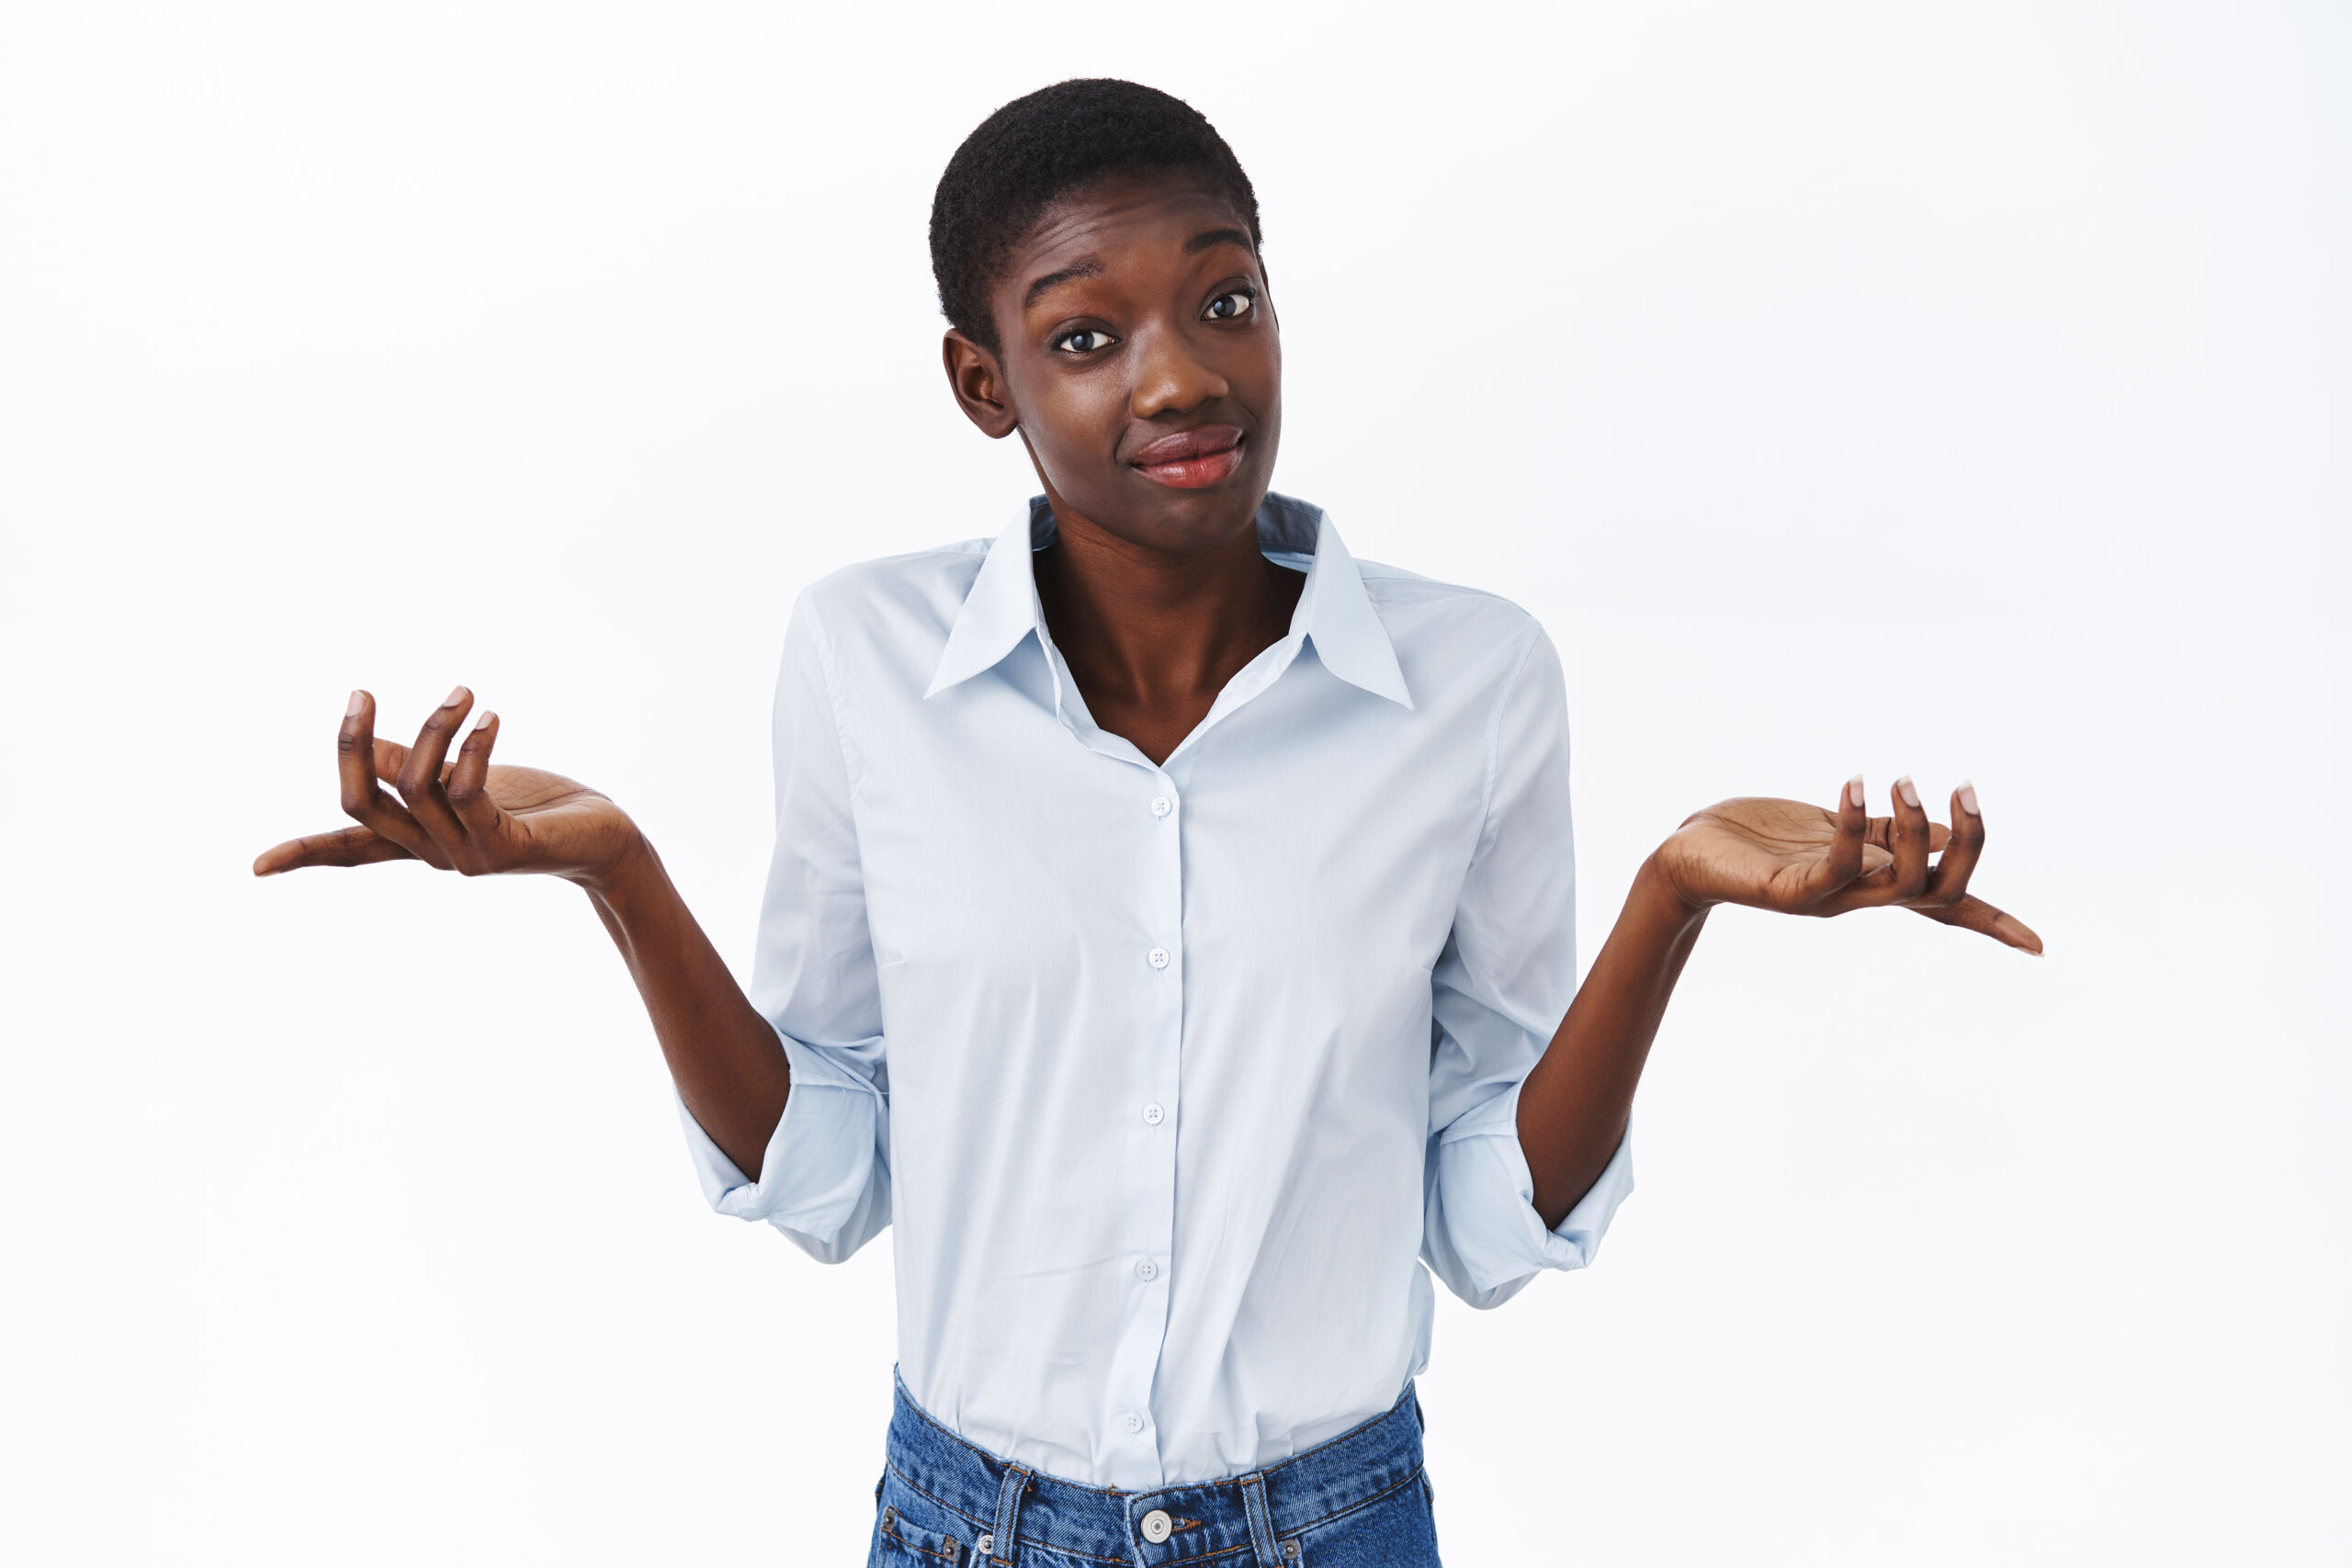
[675,1031,888,1257]
[1432,1078,1634,1298]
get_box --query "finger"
[1801,773,1871,898]
[1914,894,2044,955]
[254,826,416,874]
[1921,780,1985,906]
[1879,774,1933,901]
[372,738,412,786]
[395,685,474,849]
[338,690,439,863]
[446,708,507,840]
[1865,816,1952,854]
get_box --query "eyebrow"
[1019,229,1259,310]
[1184,227,1256,258]
[1023,257,1104,309]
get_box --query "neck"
[1035,498,1305,763]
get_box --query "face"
[943,175,1281,556]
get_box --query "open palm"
[1656,778,2041,953]
[252,688,640,884]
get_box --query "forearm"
[1517,854,1709,1227]
[581,837,791,1179]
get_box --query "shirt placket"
[1101,756,1184,1481]
[1033,601,1303,1488]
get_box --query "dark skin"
[255,173,2042,1226]
[943,178,1302,761]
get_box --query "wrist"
[1638,844,1717,924]
[571,827,664,907]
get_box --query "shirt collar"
[924,493,1411,709]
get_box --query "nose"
[1129,320,1229,421]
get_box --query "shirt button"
[1148,946,1170,970]
[1140,1509,1174,1544]
[1150,795,1172,818]
[1141,1102,1164,1126]
[1136,1258,1159,1281]
[1122,1411,1144,1434]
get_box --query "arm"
[1517,776,2043,1226]
[585,842,790,1179]
[1514,856,1703,1228]
[254,686,790,1179]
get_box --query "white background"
[4,3,2346,1562]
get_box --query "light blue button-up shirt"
[682,493,1633,1487]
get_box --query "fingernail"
[346,690,366,716]
[1896,775,1920,808]
[1957,779,1980,816]
[1848,774,1865,810]
[445,684,468,707]
[472,709,496,731]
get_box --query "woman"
[257,79,2039,1567]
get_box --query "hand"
[1653,776,2042,953]
[252,687,644,888]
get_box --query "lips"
[1129,425,1246,490]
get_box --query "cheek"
[1020,378,1127,479]
[1222,331,1281,412]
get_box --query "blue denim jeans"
[869,1379,1442,1567]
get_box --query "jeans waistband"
[883,1377,1427,1566]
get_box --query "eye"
[1052,327,1118,355]
[1204,288,1256,321]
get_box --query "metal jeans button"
[1140,1508,1173,1543]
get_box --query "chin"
[1125,479,1268,552]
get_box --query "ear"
[943,331,1019,439]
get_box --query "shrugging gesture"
[1658,775,2041,953]
[252,687,639,884]
[1517,774,2040,1230]
[254,685,791,1177]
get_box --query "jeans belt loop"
[1240,1472,1283,1566]
[989,1465,1031,1566]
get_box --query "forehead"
[1004,175,1254,292]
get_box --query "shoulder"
[780,538,1000,684]
[1267,491,1553,670]
[793,538,992,642]
[1357,558,1541,637]
[1330,549,1569,780]
[1352,556,1554,703]
[765,538,1001,713]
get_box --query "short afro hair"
[930,79,1262,354]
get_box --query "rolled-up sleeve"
[679,592,890,1266]
[1421,625,1633,1309]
